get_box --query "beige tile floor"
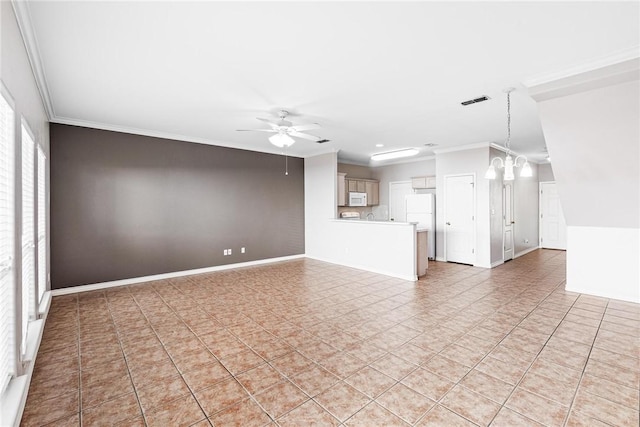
[21,249,640,426]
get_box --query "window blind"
[0,90,15,394]
[37,147,46,305]
[21,122,36,356]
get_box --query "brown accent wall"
[50,124,304,289]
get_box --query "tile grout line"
[103,289,151,427]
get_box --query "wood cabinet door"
[365,181,379,205]
[356,180,366,193]
[337,174,346,206]
[348,180,358,192]
[412,177,427,189]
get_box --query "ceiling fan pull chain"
[285,147,289,176]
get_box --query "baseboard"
[51,254,306,296]
[305,255,417,282]
[435,257,446,262]
[473,263,492,269]
[565,284,640,304]
[515,246,540,258]
[491,260,504,268]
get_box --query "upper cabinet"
[365,180,379,206]
[411,176,436,189]
[340,175,379,206]
[337,173,347,206]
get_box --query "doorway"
[444,174,475,265]
[389,181,413,221]
[503,182,514,261]
[540,181,567,250]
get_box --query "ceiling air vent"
[461,95,490,106]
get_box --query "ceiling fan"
[237,110,330,147]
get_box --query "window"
[21,122,36,356]
[0,88,15,394]
[37,147,46,305]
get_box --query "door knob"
[446,222,451,225]
[511,221,515,224]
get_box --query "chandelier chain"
[506,90,511,152]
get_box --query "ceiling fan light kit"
[237,110,328,148]
[268,133,295,148]
[485,88,531,181]
[371,148,420,162]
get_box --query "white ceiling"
[24,1,640,165]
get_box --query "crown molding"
[11,1,54,120]
[368,154,435,168]
[524,47,640,102]
[432,141,491,155]
[51,116,310,158]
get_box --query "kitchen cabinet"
[337,173,347,206]
[411,176,436,189]
[417,230,428,276]
[341,176,380,206]
[365,181,379,206]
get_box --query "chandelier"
[485,88,532,180]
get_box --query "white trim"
[490,260,504,268]
[523,47,640,88]
[0,300,49,427]
[473,262,492,269]
[10,1,54,120]
[51,255,305,296]
[368,155,436,168]
[37,291,51,317]
[435,256,446,262]
[524,54,640,102]
[432,142,491,155]
[52,117,308,159]
[514,246,540,259]
[305,255,417,282]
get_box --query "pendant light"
[485,88,532,181]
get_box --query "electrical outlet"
[223,249,228,256]
[228,249,232,255]
[241,247,245,254]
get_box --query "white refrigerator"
[405,194,436,260]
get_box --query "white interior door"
[540,182,567,249]
[445,174,475,265]
[503,183,514,261]
[389,181,413,221]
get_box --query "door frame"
[443,173,476,264]
[539,181,567,249]
[503,182,514,262]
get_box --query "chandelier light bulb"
[520,161,533,177]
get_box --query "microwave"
[349,192,367,207]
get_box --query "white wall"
[538,163,555,182]
[489,147,504,266]
[435,147,491,268]
[567,226,639,303]
[306,153,417,281]
[513,162,540,257]
[537,79,639,229]
[533,72,640,303]
[371,158,436,208]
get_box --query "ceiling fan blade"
[289,131,322,142]
[256,118,281,129]
[290,123,321,132]
[236,129,277,133]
